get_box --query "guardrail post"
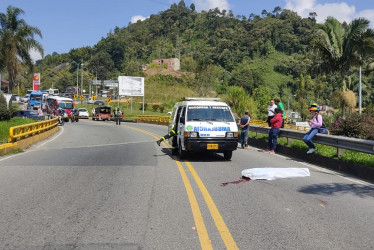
[337,148,344,157]
[287,137,293,146]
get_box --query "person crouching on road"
[263,108,282,154]
[303,105,322,154]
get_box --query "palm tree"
[0,6,43,93]
[314,17,374,75]
[314,17,374,112]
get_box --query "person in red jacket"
[263,108,282,154]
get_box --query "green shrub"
[330,113,374,140]
[152,104,159,112]
[147,62,160,69]
[139,102,148,111]
[0,93,11,121]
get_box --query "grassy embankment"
[0,117,36,143]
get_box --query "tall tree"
[0,6,43,93]
[314,17,374,75]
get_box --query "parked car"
[11,94,20,102]
[94,100,105,106]
[16,110,43,119]
[78,108,89,118]
[20,94,30,103]
[88,97,94,104]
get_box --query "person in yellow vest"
[156,128,177,146]
[114,108,122,125]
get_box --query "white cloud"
[29,48,43,63]
[193,0,230,12]
[130,15,147,23]
[284,0,374,27]
[357,9,374,27]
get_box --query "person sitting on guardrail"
[263,108,282,154]
[303,104,323,154]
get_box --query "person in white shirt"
[267,99,277,126]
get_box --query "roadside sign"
[126,99,130,105]
[107,97,111,103]
[92,96,96,101]
[74,94,77,99]
[80,95,84,100]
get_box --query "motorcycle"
[70,109,79,122]
[57,108,67,126]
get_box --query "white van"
[168,98,238,160]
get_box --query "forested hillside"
[31,1,373,119]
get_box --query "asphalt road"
[0,119,373,250]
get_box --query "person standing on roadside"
[267,99,277,127]
[263,108,282,154]
[239,110,251,148]
[274,98,285,128]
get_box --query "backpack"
[316,115,328,134]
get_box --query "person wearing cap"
[239,110,251,148]
[303,104,323,154]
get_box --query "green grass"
[75,100,172,119]
[249,131,374,168]
[0,117,37,143]
[0,148,23,156]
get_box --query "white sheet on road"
[241,168,310,180]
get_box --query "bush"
[0,93,11,121]
[330,113,374,140]
[139,102,148,111]
[152,104,160,112]
[159,105,165,113]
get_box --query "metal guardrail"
[251,119,309,131]
[134,116,374,155]
[136,115,171,125]
[8,117,59,142]
[250,125,374,155]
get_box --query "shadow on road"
[298,183,374,198]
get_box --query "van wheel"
[178,142,185,160]
[223,151,232,160]
[172,147,178,155]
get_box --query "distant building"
[1,80,9,93]
[152,58,180,71]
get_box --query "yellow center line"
[174,157,213,250]
[185,161,239,250]
[125,125,237,249]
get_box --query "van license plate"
[207,144,218,150]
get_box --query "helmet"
[309,103,320,112]
[308,106,320,112]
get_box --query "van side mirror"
[180,116,185,124]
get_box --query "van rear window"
[187,106,234,122]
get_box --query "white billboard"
[118,76,144,96]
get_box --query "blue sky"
[0,0,373,61]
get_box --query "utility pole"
[81,60,84,96]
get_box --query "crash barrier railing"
[250,120,310,131]
[249,125,374,156]
[8,117,59,142]
[136,115,171,125]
